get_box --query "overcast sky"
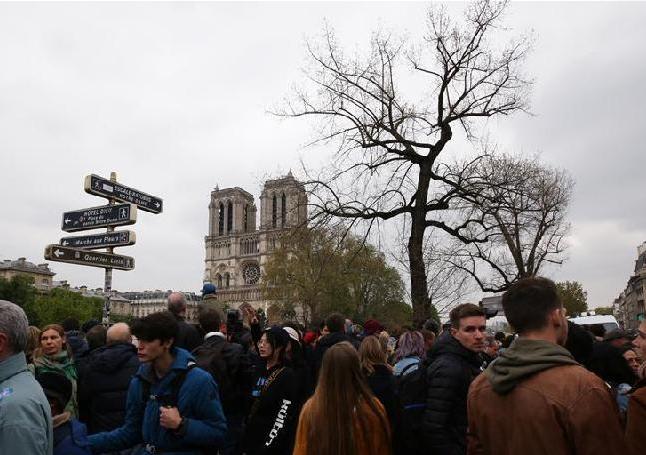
[1,2,644,309]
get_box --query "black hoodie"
[77,342,139,434]
[422,332,485,455]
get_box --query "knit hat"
[202,283,217,296]
[37,372,72,408]
[283,326,300,342]
[364,319,384,336]
[264,326,290,349]
[303,331,317,345]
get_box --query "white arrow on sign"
[54,249,64,258]
[62,240,69,246]
[155,202,161,208]
[64,218,71,224]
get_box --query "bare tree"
[277,0,532,324]
[445,153,573,292]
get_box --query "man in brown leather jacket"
[626,319,646,455]
[467,277,627,455]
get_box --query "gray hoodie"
[484,338,579,395]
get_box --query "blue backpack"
[53,419,92,455]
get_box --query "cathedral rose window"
[243,264,261,285]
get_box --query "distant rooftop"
[0,257,55,276]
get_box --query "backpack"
[395,359,428,455]
[192,340,246,415]
[140,362,196,408]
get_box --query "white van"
[569,315,620,334]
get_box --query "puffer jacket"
[88,347,227,455]
[423,332,484,455]
[78,342,139,434]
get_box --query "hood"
[485,338,579,395]
[91,342,138,373]
[317,331,351,349]
[428,331,482,367]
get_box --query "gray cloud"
[1,2,644,309]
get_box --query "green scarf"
[485,338,579,395]
[33,351,79,418]
[33,351,78,381]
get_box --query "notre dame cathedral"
[203,172,307,312]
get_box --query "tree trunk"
[409,166,432,326]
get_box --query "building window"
[225,273,230,288]
[281,192,287,227]
[218,203,225,235]
[227,201,233,233]
[244,204,248,232]
[216,274,223,289]
[272,194,277,228]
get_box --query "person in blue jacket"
[88,311,227,455]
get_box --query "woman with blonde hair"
[25,325,41,363]
[293,341,391,455]
[31,324,79,417]
[359,335,401,445]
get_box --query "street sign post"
[60,230,136,249]
[44,245,135,270]
[61,203,137,232]
[46,171,162,325]
[85,174,163,213]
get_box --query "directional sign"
[85,174,163,214]
[44,245,135,270]
[62,203,137,232]
[60,230,136,250]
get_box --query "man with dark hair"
[0,300,52,455]
[193,307,255,455]
[324,313,345,333]
[88,312,227,454]
[423,303,486,455]
[310,312,359,387]
[467,277,627,454]
[167,292,202,352]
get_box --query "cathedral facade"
[203,172,307,311]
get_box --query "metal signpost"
[45,172,162,324]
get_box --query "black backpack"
[395,359,427,455]
[192,340,246,415]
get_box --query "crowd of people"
[0,277,645,455]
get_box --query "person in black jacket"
[193,307,255,455]
[587,329,637,387]
[423,303,486,455]
[311,313,359,386]
[167,292,202,352]
[77,322,139,435]
[243,326,298,455]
